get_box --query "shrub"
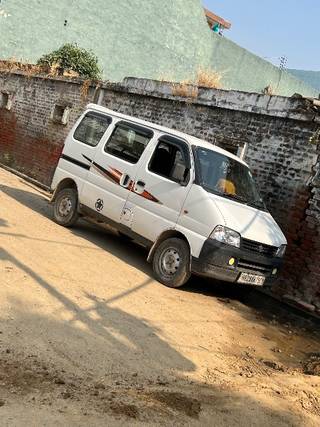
[37,43,101,79]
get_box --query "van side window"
[149,139,190,183]
[74,112,111,147]
[104,121,153,164]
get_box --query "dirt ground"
[0,167,319,426]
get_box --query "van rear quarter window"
[74,112,112,147]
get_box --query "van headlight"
[210,225,241,248]
[276,244,286,258]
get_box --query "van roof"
[87,103,247,166]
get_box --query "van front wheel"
[152,238,191,288]
[53,188,79,227]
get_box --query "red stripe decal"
[87,156,162,204]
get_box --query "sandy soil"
[0,167,319,426]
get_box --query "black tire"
[53,188,79,227]
[152,238,191,288]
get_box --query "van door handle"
[134,180,146,194]
[119,173,131,188]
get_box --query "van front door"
[123,134,192,241]
[80,120,154,224]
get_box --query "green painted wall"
[289,69,320,92]
[0,0,317,97]
[209,36,318,97]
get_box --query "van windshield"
[195,147,266,210]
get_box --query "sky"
[203,0,320,71]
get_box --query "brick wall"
[0,73,97,184]
[0,71,319,313]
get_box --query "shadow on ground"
[1,182,320,423]
[0,244,313,425]
[1,183,319,329]
[1,185,320,361]
[0,218,8,227]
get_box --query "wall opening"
[51,104,71,125]
[0,92,9,109]
[218,140,248,159]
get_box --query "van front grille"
[238,260,272,274]
[241,238,277,257]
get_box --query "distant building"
[204,8,231,34]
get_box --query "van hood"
[211,195,287,247]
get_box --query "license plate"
[238,273,265,286]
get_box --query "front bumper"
[192,239,283,286]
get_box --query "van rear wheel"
[152,238,191,288]
[53,188,79,227]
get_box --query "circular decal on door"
[95,198,104,212]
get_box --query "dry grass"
[0,59,42,77]
[0,58,90,103]
[195,68,223,89]
[170,67,223,100]
[80,79,91,102]
[0,58,80,79]
[172,81,198,99]
[263,85,275,96]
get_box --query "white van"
[51,104,287,288]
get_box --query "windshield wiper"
[247,200,267,210]
[225,194,267,211]
[223,193,248,204]
[216,191,249,204]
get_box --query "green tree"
[37,43,101,79]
